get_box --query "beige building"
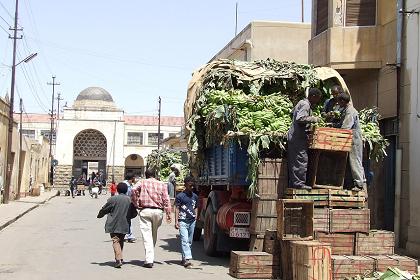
[19,87,183,189]
[309,0,420,256]
[0,96,50,203]
[210,21,311,63]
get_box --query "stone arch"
[124,154,144,178]
[72,129,107,180]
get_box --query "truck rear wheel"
[203,205,217,256]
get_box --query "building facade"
[1,96,50,203]
[309,0,420,256]
[210,21,311,63]
[19,87,183,188]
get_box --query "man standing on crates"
[336,92,366,192]
[287,88,322,190]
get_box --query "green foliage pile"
[146,150,188,182]
[186,59,323,198]
[359,107,389,161]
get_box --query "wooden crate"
[355,230,395,255]
[291,240,332,280]
[332,255,375,280]
[370,255,419,274]
[285,188,367,209]
[258,158,288,198]
[307,150,348,189]
[277,199,314,241]
[314,232,355,255]
[250,196,277,235]
[330,209,370,233]
[280,240,293,280]
[309,127,353,152]
[249,234,264,252]
[229,251,280,279]
[314,208,330,232]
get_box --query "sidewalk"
[0,190,59,231]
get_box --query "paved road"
[0,194,232,280]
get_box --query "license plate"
[229,227,250,238]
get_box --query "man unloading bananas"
[337,92,366,192]
[287,88,322,190]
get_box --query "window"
[21,129,35,139]
[346,0,376,26]
[41,130,56,144]
[127,132,143,145]
[148,133,163,145]
[316,0,328,35]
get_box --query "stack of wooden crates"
[229,127,418,279]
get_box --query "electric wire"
[0,2,13,20]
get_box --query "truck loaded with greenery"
[184,59,387,256]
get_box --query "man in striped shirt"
[131,168,172,268]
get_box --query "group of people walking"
[97,168,198,269]
[287,85,366,191]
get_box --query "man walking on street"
[97,182,138,268]
[337,92,366,191]
[124,173,137,243]
[131,168,172,268]
[287,88,322,190]
[175,176,198,268]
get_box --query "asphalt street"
[0,194,232,280]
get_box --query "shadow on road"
[159,237,229,268]
[90,261,115,268]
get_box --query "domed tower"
[73,87,117,110]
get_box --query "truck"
[184,59,352,256]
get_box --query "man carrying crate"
[337,92,366,192]
[287,88,322,190]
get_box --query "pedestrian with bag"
[131,168,172,268]
[174,176,198,268]
[97,182,138,268]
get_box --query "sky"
[0,0,312,117]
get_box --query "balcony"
[309,26,381,69]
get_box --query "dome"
[76,87,114,102]
[73,87,117,110]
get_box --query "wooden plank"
[290,240,332,280]
[314,184,344,190]
[314,208,330,232]
[249,234,264,252]
[330,209,370,233]
[370,255,419,274]
[315,232,355,255]
[286,188,367,197]
[280,240,292,280]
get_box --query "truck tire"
[193,227,202,241]
[203,205,217,256]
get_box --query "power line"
[0,2,13,20]
[0,23,10,35]
[0,14,10,26]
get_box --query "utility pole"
[47,76,60,185]
[4,0,22,204]
[157,96,162,177]
[16,98,23,199]
[56,92,63,125]
[301,0,304,23]
[235,2,238,36]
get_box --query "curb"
[0,191,59,232]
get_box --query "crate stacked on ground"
[275,199,334,280]
[229,251,280,279]
[249,158,287,252]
